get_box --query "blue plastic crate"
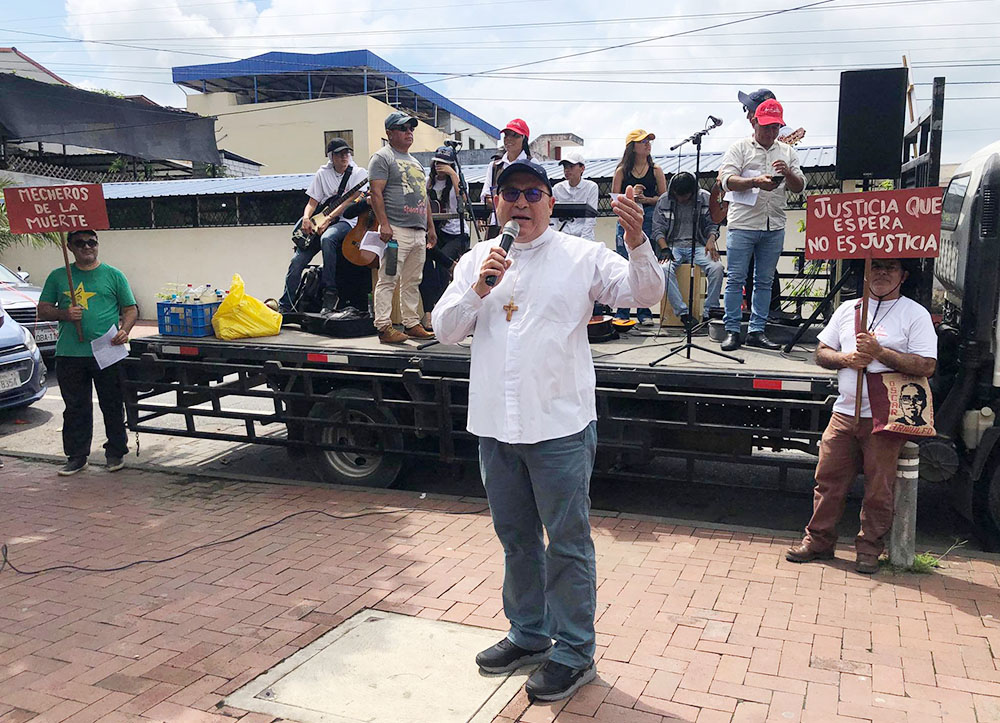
[157,301,220,337]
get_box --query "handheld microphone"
[485,220,519,287]
[708,115,723,128]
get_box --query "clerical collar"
[512,228,554,251]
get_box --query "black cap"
[737,88,776,114]
[432,146,456,165]
[495,159,552,192]
[326,137,352,155]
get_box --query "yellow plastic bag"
[212,274,282,340]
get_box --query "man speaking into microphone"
[433,159,662,701]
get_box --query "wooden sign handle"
[60,234,84,343]
[854,256,872,422]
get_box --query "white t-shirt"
[818,296,937,417]
[551,179,599,241]
[306,162,369,229]
[431,178,461,236]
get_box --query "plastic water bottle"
[384,239,399,276]
[198,285,214,302]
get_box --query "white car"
[0,263,59,356]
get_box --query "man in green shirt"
[38,230,137,476]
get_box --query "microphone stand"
[445,140,482,246]
[651,119,744,367]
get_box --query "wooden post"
[59,232,84,342]
[854,256,872,421]
[889,441,920,568]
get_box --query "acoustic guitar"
[291,178,369,252]
[342,194,380,268]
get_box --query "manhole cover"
[225,609,529,723]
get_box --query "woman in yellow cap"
[611,130,666,324]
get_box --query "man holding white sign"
[717,99,805,351]
[786,258,936,573]
[37,230,137,476]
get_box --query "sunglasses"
[497,187,551,203]
[71,239,99,248]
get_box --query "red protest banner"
[2,183,109,234]
[805,186,942,260]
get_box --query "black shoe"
[746,331,781,350]
[525,660,597,702]
[58,457,88,476]
[106,456,125,472]
[721,332,741,351]
[320,290,339,316]
[475,638,551,674]
[679,312,696,333]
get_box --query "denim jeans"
[614,205,655,321]
[723,228,785,333]
[664,243,724,318]
[279,220,352,309]
[479,421,598,670]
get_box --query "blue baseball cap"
[495,159,552,192]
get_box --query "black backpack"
[293,265,323,314]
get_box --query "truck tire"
[308,389,403,488]
[975,461,1000,552]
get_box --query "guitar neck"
[313,179,369,223]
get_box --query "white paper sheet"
[723,165,762,207]
[359,231,386,261]
[91,325,128,370]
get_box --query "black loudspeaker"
[835,68,907,180]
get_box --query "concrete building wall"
[186,93,451,174]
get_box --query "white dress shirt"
[551,179,600,241]
[432,228,663,444]
[306,162,369,229]
[717,137,804,231]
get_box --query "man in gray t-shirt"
[368,111,437,343]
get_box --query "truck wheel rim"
[319,409,383,479]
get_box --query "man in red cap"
[716,99,805,351]
[481,119,532,233]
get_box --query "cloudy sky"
[1,0,997,163]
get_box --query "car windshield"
[0,264,25,285]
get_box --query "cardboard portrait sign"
[867,372,935,438]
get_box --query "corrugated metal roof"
[102,145,836,199]
[103,174,313,199]
[172,50,501,139]
[459,145,837,185]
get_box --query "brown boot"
[378,326,409,344]
[405,324,434,339]
[855,553,880,574]
[785,543,835,563]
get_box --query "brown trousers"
[803,412,906,557]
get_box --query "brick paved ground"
[2,458,1000,723]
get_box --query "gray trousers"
[478,421,598,669]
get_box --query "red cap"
[753,99,785,126]
[503,118,530,138]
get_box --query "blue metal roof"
[172,50,501,139]
[102,146,836,199]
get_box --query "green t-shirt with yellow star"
[39,263,136,357]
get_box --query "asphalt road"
[0,361,982,555]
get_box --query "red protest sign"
[805,187,942,260]
[2,184,109,234]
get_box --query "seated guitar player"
[279,137,368,315]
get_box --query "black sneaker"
[106,456,125,472]
[475,638,551,674]
[525,660,597,702]
[58,457,88,476]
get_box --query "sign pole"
[59,232,84,342]
[854,255,872,421]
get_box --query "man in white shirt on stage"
[550,150,599,241]
[433,159,662,702]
